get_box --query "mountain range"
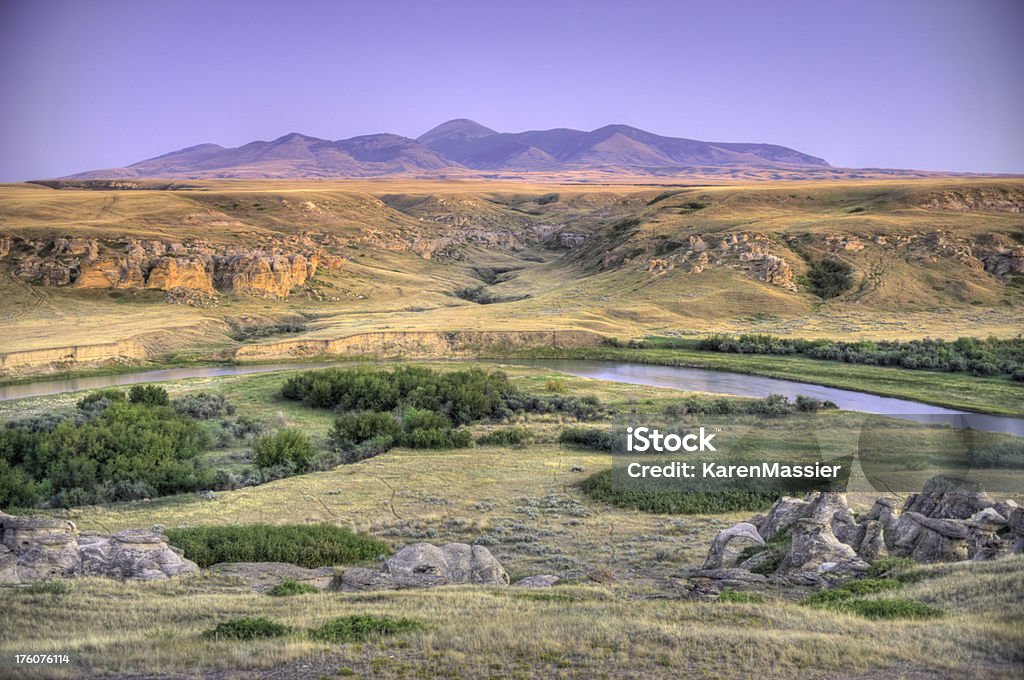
[64,119,832,180]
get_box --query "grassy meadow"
[2,364,1023,677]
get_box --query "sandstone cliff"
[1,236,337,300]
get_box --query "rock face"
[699,476,1021,587]
[702,522,764,569]
[336,542,509,591]
[0,513,197,583]
[1,235,334,301]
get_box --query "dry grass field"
[1,366,1023,678]
[1,178,1023,371]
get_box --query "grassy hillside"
[1,178,1022,374]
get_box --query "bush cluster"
[327,408,474,462]
[697,334,1024,378]
[164,524,390,568]
[267,579,319,596]
[969,440,1024,469]
[284,366,603,465]
[253,429,317,472]
[806,258,854,299]
[281,366,515,424]
[1,394,212,508]
[577,469,777,515]
[308,615,421,643]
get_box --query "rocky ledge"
[697,475,1022,592]
[0,235,345,301]
[0,513,197,583]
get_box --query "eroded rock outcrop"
[335,542,509,591]
[1,235,336,300]
[699,476,1021,587]
[0,513,197,583]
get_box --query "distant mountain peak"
[418,118,497,142]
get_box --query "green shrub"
[281,366,514,425]
[477,427,532,447]
[559,427,622,452]
[165,524,390,568]
[329,411,401,449]
[695,333,1024,378]
[76,388,126,410]
[203,617,291,640]
[577,469,777,515]
[253,429,316,472]
[807,258,854,299]
[970,440,1024,469]
[172,393,235,419]
[716,590,764,604]
[128,384,170,407]
[308,615,421,643]
[267,579,320,596]
[832,598,944,620]
[544,379,566,393]
[0,400,211,508]
[400,426,473,450]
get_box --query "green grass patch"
[801,577,941,619]
[867,557,916,578]
[716,590,764,604]
[831,598,944,620]
[307,615,421,643]
[165,524,390,568]
[802,578,903,607]
[203,617,291,640]
[577,469,777,515]
[267,579,320,596]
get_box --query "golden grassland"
[1,177,1023,370]
[1,367,1023,677]
[3,559,1023,679]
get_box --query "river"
[1,359,1021,436]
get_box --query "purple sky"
[1,0,1022,180]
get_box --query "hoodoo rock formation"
[700,475,1023,589]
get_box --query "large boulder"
[902,475,993,520]
[776,518,868,584]
[703,523,765,569]
[885,512,969,563]
[756,497,809,540]
[78,530,198,580]
[336,542,509,591]
[0,514,196,583]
